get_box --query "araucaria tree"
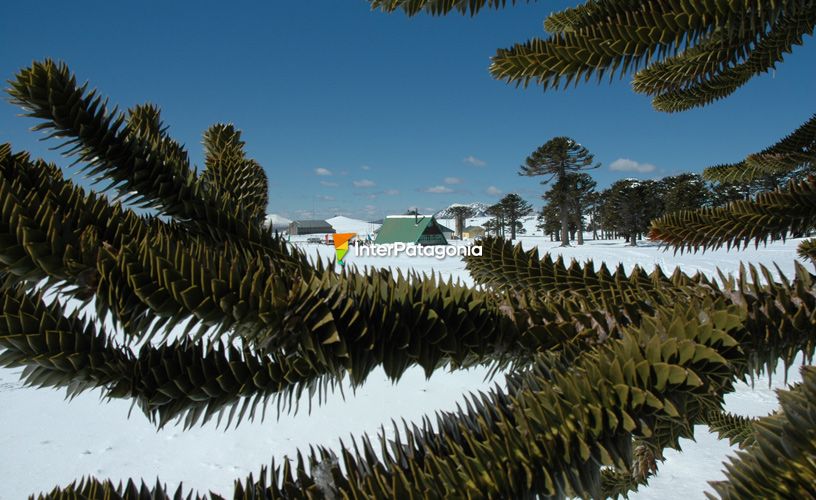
[1,0,816,497]
[499,193,533,240]
[520,137,599,246]
[606,179,663,246]
[448,204,474,239]
[567,172,596,245]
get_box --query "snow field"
[0,236,808,499]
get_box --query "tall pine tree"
[499,193,533,240]
[520,137,598,246]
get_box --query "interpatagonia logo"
[333,232,356,266]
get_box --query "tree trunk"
[576,201,584,245]
[455,215,464,239]
[509,217,516,240]
[559,200,570,246]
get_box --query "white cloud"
[320,180,338,187]
[609,158,657,173]
[317,195,335,201]
[353,179,376,188]
[486,186,502,196]
[314,167,332,176]
[463,155,486,167]
[444,177,463,185]
[384,189,400,196]
[361,165,371,171]
[426,185,453,194]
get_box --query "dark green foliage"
[542,172,596,244]
[604,179,663,246]
[659,173,711,214]
[369,0,528,17]
[709,367,816,499]
[201,124,269,220]
[371,0,816,114]
[650,176,816,253]
[34,478,200,500]
[364,1,816,497]
[704,114,816,184]
[7,61,280,257]
[536,203,560,240]
[466,237,816,380]
[498,193,533,240]
[489,1,816,112]
[484,201,506,237]
[651,113,816,267]
[6,7,816,490]
[38,299,753,498]
[705,411,759,449]
[520,137,599,246]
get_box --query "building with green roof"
[374,215,448,245]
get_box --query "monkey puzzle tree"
[498,193,533,240]
[536,203,560,241]
[650,114,816,258]
[448,204,475,238]
[371,0,815,113]
[605,179,663,246]
[567,172,597,245]
[520,137,599,246]
[1,0,815,497]
[659,173,711,215]
[2,60,813,500]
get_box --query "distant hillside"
[436,215,541,237]
[264,213,292,231]
[327,216,381,237]
[434,202,491,219]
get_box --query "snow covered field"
[0,237,808,499]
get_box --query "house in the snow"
[462,225,486,239]
[288,219,336,235]
[374,215,448,245]
[436,223,455,241]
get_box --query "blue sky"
[2,1,815,221]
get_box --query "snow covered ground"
[0,237,808,499]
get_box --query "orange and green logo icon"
[333,233,355,266]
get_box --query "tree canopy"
[2,0,816,497]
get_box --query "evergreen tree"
[536,204,560,241]
[520,137,599,246]
[499,193,533,240]
[606,179,663,246]
[3,0,816,494]
[448,205,474,239]
[541,173,596,244]
[372,1,815,112]
[583,191,602,240]
[709,181,750,207]
[485,202,505,238]
[567,173,596,245]
[659,173,711,214]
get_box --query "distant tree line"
[538,170,811,246]
[483,193,533,240]
[476,135,814,247]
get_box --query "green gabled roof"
[374,215,447,245]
